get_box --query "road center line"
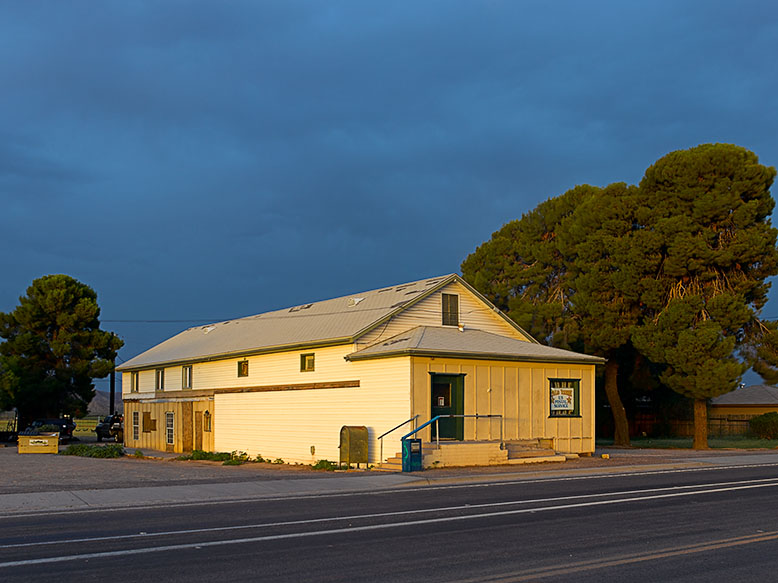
[2,476,777,550]
[3,479,778,568]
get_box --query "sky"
[2,1,778,388]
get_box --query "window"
[300,353,315,372]
[237,360,249,377]
[549,379,580,417]
[182,365,192,389]
[166,412,174,445]
[131,372,139,393]
[132,411,140,440]
[442,293,459,326]
[155,368,165,391]
[142,411,156,432]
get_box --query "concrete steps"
[375,439,568,470]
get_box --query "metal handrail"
[401,414,504,450]
[378,415,419,464]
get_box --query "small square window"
[442,293,459,326]
[182,365,192,389]
[549,379,580,417]
[131,371,139,393]
[300,353,315,372]
[155,368,165,391]
[237,360,249,377]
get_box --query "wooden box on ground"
[17,433,59,454]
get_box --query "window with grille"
[132,411,139,440]
[442,293,459,326]
[182,365,192,389]
[166,412,174,445]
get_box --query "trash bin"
[17,433,59,454]
[339,425,369,468]
[402,438,422,472]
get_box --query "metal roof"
[345,326,605,365]
[119,274,526,370]
[711,384,778,406]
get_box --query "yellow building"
[117,275,603,467]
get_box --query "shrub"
[749,412,778,439]
[178,450,232,462]
[134,449,144,458]
[272,458,284,464]
[312,459,338,471]
[60,444,125,458]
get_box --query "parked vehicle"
[24,418,76,441]
[95,414,123,442]
[0,411,17,443]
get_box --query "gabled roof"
[346,326,605,365]
[711,385,778,406]
[117,274,534,371]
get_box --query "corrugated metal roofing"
[118,274,474,370]
[711,384,778,405]
[345,326,605,364]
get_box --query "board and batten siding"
[356,281,531,349]
[410,357,595,454]
[215,356,412,464]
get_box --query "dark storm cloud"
[1,0,778,369]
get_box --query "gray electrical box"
[339,425,369,468]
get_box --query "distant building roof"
[711,384,778,406]
[346,326,605,365]
[117,274,534,371]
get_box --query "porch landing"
[378,439,570,470]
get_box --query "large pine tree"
[0,275,123,426]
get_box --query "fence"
[667,416,753,437]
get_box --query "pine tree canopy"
[462,143,778,447]
[0,274,123,422]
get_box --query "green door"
[430,374,464,440]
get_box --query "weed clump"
[60,444,125,458]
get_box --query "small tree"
[0,275,123,426]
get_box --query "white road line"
[2,461,778,519]
[3,476,778,550]
[3,479,778,568]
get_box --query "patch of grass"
[272,458,284,464]
[597,436,778,449]
[222,459,245,466]
[133,449,144,458]
[60,444,125,458]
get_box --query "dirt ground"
[0,441,720,495]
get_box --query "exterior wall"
[357,281,531,348]
[123,345,411,462]
[410,357,596,454]
[123,398,214,454]
[215,356,411,464]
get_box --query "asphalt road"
[3,462,778,582]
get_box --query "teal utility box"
[402,438,422,472]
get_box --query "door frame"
[429,373,465,440]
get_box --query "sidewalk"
[1,446,777,517]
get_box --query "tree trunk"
[604,359,630,446]
[692,398,708,450]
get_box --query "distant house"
[711,384,778,417]
[116,274,603,467]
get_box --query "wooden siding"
[356,281,530,348]
[215,356,411,464]
[410,356,596,454]
[123,398,214,454]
